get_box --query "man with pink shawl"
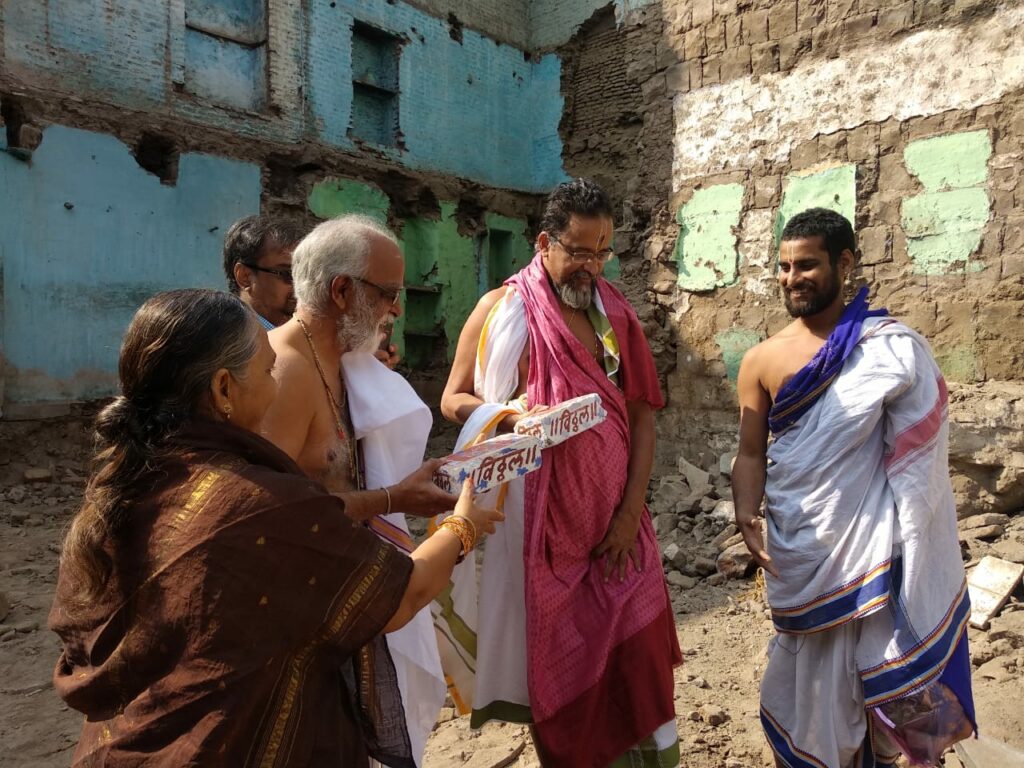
[440,179,681,767]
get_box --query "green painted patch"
[674,183,745,292]
[481,213,533,292]
[901,188,989,274]
[305,180,529,366]
[307,178,390,219]
[904,131,991,192]
[716,328,764,385]
[902,131,992,275]
[775,164,856,245]
[934,343,978,383]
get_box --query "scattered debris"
[955,733,1024,768]
[22,468,53,483]
[967,556,1024,630]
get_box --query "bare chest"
[299,388,358,494]
[765,337,828,402]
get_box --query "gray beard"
[337,286,385,355]
[558,280,593,310]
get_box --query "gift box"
[514,393,606,448]
[433,433,543,494]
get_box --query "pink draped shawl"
[506,254,680,766]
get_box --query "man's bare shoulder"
[742,321,804,361]
[477,286,510,314]
[267,330,320,412]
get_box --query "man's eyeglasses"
[353,276,403,306]
[550,235,614,265]
[244,263,293,285]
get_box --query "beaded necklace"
[296,317,359,484]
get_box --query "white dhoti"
[761,318,972,768]
[342,352,447,767]
[430,289,533,723]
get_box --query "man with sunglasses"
[223,215,305,329]
[440,179,680,767]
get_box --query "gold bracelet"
[439,516,477,564]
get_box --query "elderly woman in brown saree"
[49,289,500,767]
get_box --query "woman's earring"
[224,406,232,421]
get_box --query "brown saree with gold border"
[49,421,415,767]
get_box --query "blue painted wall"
[0,126,261,406]
[308,0,567,191]
[3,0,568,193]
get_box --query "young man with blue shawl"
[733,208,975,768]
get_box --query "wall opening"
[183,0,268,111]
[132,133,180,185]
[350,21,401,147]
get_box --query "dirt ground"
[2,414,1023,768]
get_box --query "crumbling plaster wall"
[0,125,261,416]
[561,0,1024,517]
[406,0,532,48]
[2,0,565,193]
[0,0,552,414]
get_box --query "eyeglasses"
[244,263,293,285]
[550,235,615,265]
[353,276,403,306]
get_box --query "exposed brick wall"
[659,0,1002,92]
[560,0,1024,516]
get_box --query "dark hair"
[539,178,614,237]
[223,215,306,294]
[61,289,260,605]
[780,207,856,266]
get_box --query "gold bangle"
[439,516,476,564]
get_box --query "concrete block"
[840,12,877,41]
[706,20,727,54]
[751,41,779,76]
[692,0,715,26]
[877,2,913,34]
[797,0,827,29]
[684,28,706,60]
[726,16,743,48]
[967,555,1024,629]
[858,225,892,265]
[743,9,769,44]
[827,0,859,23]
[702,53,722,85]
[789,138,818,169]
[778,31,810,71]
[666,63,689,92]
[753,174,781,207]
[768,1,797,39]
[846,124,881,162]
[720,45,751,81]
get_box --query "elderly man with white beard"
[262,213,457,765]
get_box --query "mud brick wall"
[560,0,1024,517]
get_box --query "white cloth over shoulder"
[341,351,446,767]
[432,288,532,722]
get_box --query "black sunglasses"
[244,263,292,285]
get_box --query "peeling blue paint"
[0,126,260,406]
[185,0,266,44]
[309,0,566,192]
[3,1,567,193]
[185,27,267,111]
